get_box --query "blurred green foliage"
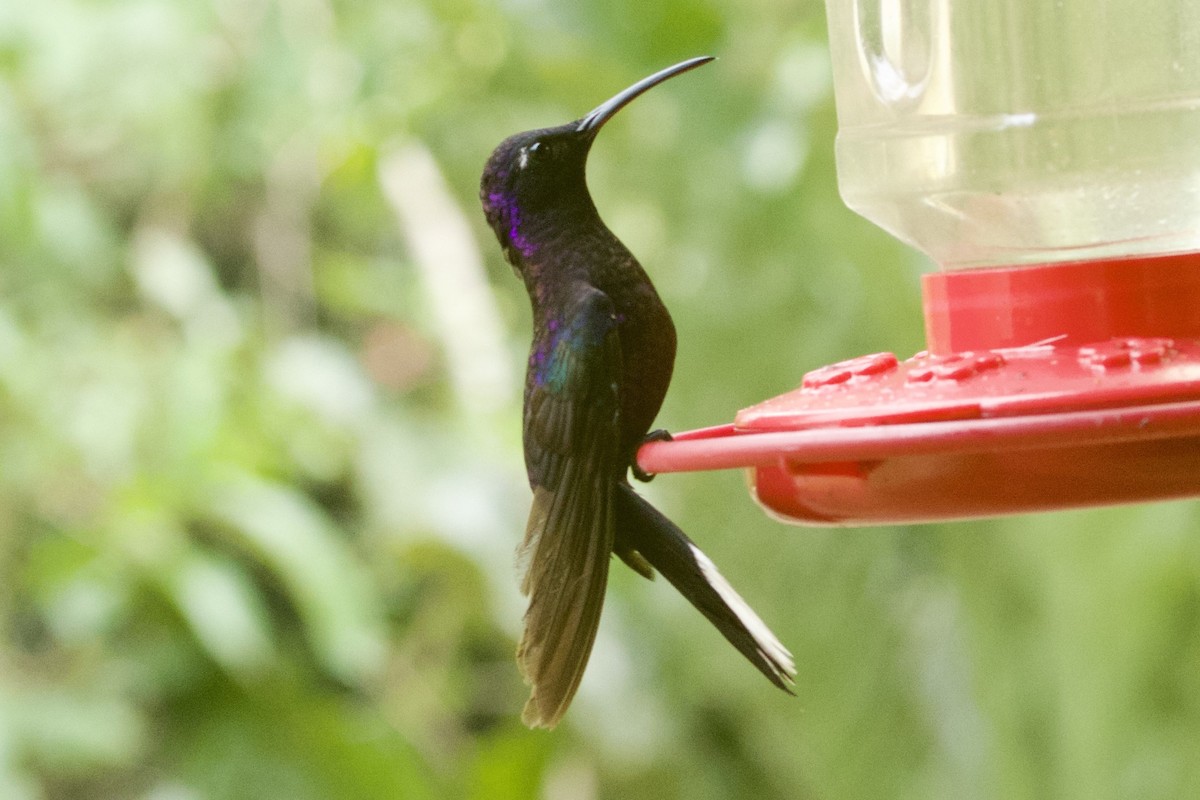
[2,0,1200,798]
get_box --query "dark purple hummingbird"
[480,56,794,728]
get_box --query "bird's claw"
[631,464,656,482]
[631,429,673,482]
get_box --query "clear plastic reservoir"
[824,0,1200,268]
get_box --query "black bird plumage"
[480,57,795,728]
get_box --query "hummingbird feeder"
[637,0,1200,525]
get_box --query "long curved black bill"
[577,56,715,135]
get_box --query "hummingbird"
[480,56,795,728]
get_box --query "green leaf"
[205,472,386,685]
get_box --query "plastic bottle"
[824,0,1200,269]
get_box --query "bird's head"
[480,56,714,262]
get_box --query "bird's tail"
[614,483,796,692]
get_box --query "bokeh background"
[4,0,1200,798]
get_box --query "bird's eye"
[518,141,550,170]
[517,144,534,169]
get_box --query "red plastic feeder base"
[637,252,1200,525]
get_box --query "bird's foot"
[630,429,673,482]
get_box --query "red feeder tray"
[636,252,1200,525]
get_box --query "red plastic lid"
[637,252,1200,525]
[923,251,1200,352]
